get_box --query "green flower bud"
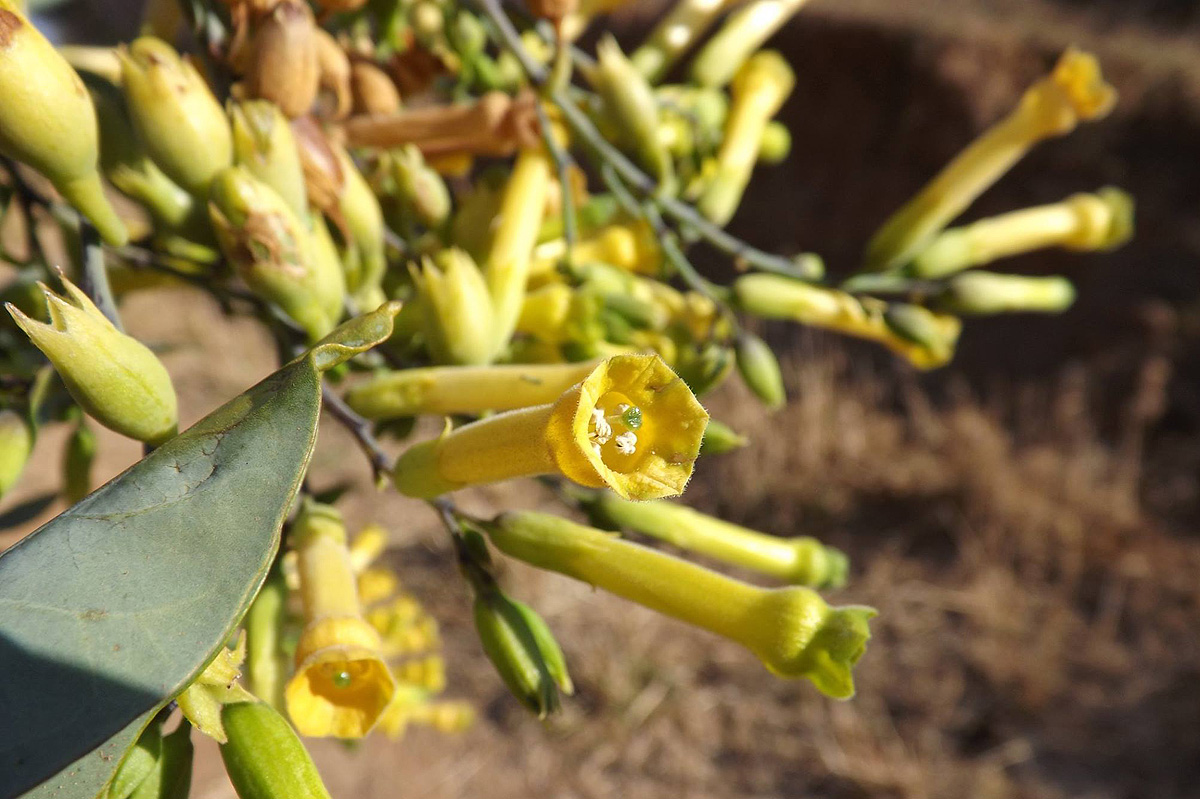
[735,331,785,409]
[63,419,97,504]
[391,145,452,231]
[674,343,735,397]
[230,100,310,224]
[758,120,791,164]
[333,144,387,309]
[0,0,127,244]
[88,75,194,232]
[129,722,193,799]
[412,248,495,365]
[586,36,674,189]
[245,566,289,710]
[0,408,33,501]
[473,589,569,717]
[881,303,958,360]
[220,701,332,799]
[935,272,1076,316]
[306,214,349,328]
[106,723,162,799]
[120,36,232,196]
[698,419,748,455]
[6,279,178,445]
[208,166,336,342]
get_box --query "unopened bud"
[314,28,352,119]
[246,0,320,119]
[230,99,310,223]
[332,144,387,307]
[735,331,785,409]
[120,36,232,196]
[291,116,345,216]
[690,0,811,88]
[129,722,193,799]
[63,419,97,504]
[106,723,161,799]
[935,272,1076,316]
[412,248,495,365]
[698,418,748,455]
[758,120,791,164]
[0,1,127,244]
[0,408,33,500]
[220,701,333,799]
[391,144,452,230]
[6,279,178,445]
[586,36,673,187]
[473,589,570,717]
[306,214,350,329]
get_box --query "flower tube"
[631,0,738,82]
[865,49,1117,271]
[392,353,708,501]
[344,360,600,420]
[285,502,396,738]
[484,511,874,698]
[689,0,811,88]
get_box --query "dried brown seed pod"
[245,0,319,119]
[313,28,352,120]
[291,115,345,217]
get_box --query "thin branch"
[534,99,578,263]
[321,384,392,481]
[78,222,125,331]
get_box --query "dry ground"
[6,0,1200,797]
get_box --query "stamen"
[590,408,613,443]
[615,431,638,455]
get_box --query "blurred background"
[5,0,1200,797]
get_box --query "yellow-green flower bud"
[89,75,194,232]
[734,331,785,409]
[230,100,310,224]
[0,408,32,500]
[674,342,734,397]
[344,360,600,420]
[486,146,553,356]
[120,36,232,196]
[473,589,570,717]
[631,0,736,82]
[107,723,161,799]
[935,272,1076,316]
[412,248,496,365]
[758,119,791,164]
[586,36,673,187]
[909,187,1134,278]
[485,511,874,697]
[698,51,794,226]
[698,418,748,455]
[333,144,387,308]
[6,279,178,445]
[129,722,193,799]
[734,273,961,369]
[208,166,337,342]
[220,701,332,799]
[177,634,256,743]
[391,144,452,231]
[306,214,349,327]
[245,566,289,710]
[865,49,1117,271]
[590,494,848,588]
[392,353,708,501]
[0,1,127,244]
[63,419,96,504]
[690,0,811,88]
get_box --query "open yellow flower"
[392,353,709,500]
[285,503,396,738]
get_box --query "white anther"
[590,408,613,443]
[615,431,638,455]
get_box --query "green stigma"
[620,405,643,430]
[332,670,353,688]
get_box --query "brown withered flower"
[313,27,352,120]
[245,0,319,118]
[342,90,541,159]
[350,58,402,117]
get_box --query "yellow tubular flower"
[348,523,388,574]
[393,654,446,692]
[631,0,738,82]
[367,596,440,656]
[909,187,1134,278]
[392,354,708,500]
[485,145,554,358]
[698,51,795,227]
[734,273,961,369]
[357,567,400,606]
[377,686,475,739]
[344,360,601,420]
[532,220,662,277]
[0,1,127,244]
[286,503,396,738]
[865,49,1117,271]
[486,511,875,698]
[935,272,1076,316]
[690,0,812,88]
[592,493,848,589]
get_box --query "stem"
[78,222,125,332]
[322,384,392,481]
[534,99,577,266]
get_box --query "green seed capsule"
[734,332,785,409]
[220,701,332,799]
